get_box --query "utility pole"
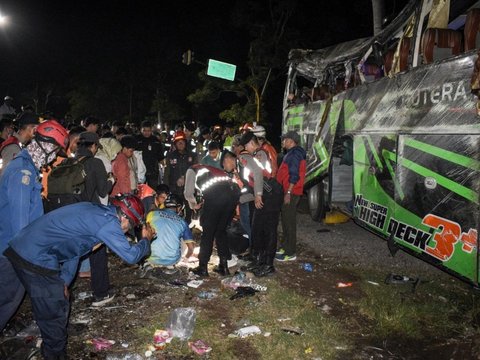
[372,0,385,36]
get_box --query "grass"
[351,268,479,341]
[130,278,348,359]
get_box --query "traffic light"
[182,50,193,65]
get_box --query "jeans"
[239,202,252,246]
[0,256,25,331]
[89,245,110,298]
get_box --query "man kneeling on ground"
[2,194,155,360]
[143,194,195,275]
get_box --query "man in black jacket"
[137,120,164,188]
[75,131,116,306]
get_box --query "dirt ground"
[3,201,480,359]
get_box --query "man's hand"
[142,223,156,241]
[255,195,264,209]
[193,201,203,210]
[64,284,70,300]
[284,193,291,205]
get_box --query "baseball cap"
[79,131,101,147]
[16,112,40,127]
[281,130,301,144]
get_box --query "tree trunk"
[372,0,385,36]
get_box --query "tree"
[187,0,297,125]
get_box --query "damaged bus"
[283,0,480,285]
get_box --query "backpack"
[46,157,88,211]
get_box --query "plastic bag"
[166,307,196,341]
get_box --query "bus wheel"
[308,181,326,221]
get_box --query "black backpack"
[46,157,88,211]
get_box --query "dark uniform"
[185,164,240,276]
[137,134,164,188]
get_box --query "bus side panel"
[353,134,398,239]
[394,134,480,283]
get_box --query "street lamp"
[0,12,9,27]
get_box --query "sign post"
[207,59,236,81]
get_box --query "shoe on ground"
[163,266,179,275]
[276,248,285,255]
[190,266,209,277]
[212,265,230,276]
[253,265,275,277]
[91,294,115,307]
[275,253,297,261]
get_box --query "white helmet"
[252,125,266,137]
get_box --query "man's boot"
[191,263,209,277]
[213,258,230,276]
[245,250,264,271]
[253,255,275,277]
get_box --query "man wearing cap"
[276,131,306,262]
[0,112,39,174]
[0,96,16,117]
[137,120,164,189]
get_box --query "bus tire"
[308,181,326,221]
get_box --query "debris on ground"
[187,280,204,288]
[337,282,353,288]
[189,339,212,355]
[281,326,305,335]
[300,263,313,272]
[384,273,421,293]
[197,290,218,299]
[153,329,172,350]
[229,286,258,300]
[229,325,262,338]
[166,307,196,341]
[89,337,115,350]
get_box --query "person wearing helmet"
[1,195,155,360]
[164,130,196,221]
[142,193,194,275]
[0,112,40,175]
[252,124,278,177]
[0,120,68,334]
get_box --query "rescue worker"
[185,151,241,277]
[239,132,282,276]
[2,195,155,360]
[0,120,69,333]
[252,125,278,177]
[183,121,198,157]
[0,112,40,174]
[164,130,196,221]
[137,120,164,188]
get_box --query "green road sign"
[207,59,236,81]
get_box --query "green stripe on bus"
[399,158,479,204]
[366,136,384,171]
[287,106,305,114]
[404,138,480,171]
[287,116,303,127]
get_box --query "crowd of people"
[0,95,306,360]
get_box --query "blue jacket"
[7,202,150,286]
[0,149,43,255]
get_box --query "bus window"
[421,28,462,64]
[464,8,480,51]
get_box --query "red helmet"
[173,130,186,142]
[241,123,253,132]
[36,120,69,150]
[111,194,145,226]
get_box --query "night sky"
[0,0,408,129]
